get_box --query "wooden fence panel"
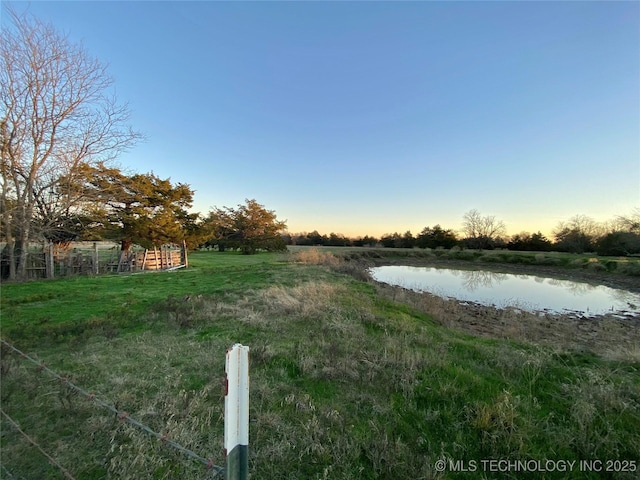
[136,248,182,270]
[6,243,188,280]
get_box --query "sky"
[4,1,639,238]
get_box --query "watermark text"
[434,458,637,474]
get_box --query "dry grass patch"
[258,282,345,319]
[291,248,341,267]
[469,390,528,456]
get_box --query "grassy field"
[1,248,639,479]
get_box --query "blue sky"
[5,1,639,237]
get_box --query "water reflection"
[368,265,640,317]
[459,270,508,291]
[546,277,592,295]
[610,289,639,309]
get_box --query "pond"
[368,265,640,318]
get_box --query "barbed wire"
[1,408,76,480]
[1,338,225,478]
[0,463,18,480]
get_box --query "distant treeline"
[283,222,640,257]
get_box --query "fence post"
[225,344,249,480]
[93,243,99,275]
[45,243,54,279]
[182,240,188,268]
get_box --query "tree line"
[283,208,640,257]
[2,8,638,281]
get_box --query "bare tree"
[555,214,603,237]
[616,208,640,233]
[461,209,506,249]
[1,7,141,279]
[552,214,603,253]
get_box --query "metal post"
[225,344,249,480]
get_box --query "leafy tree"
[352,235,379,247]
[288,231,327,246]
[1,8,140,280]
[201,208,235,252]
[380,232,402,248]
[461,209,506,249]
[596,231,640,256]
[206,199,287,254]
[553,229,594,253]
[379,232,414,248]
[507,231,552,251]
[327,232,352,247]
[529,231,553,251]
[74,164,196,252]
[400,231,415,249]
[287,233,307,246]
[596,209,640,256]
[416,225,458,249]
[306,230,328,246]
[177,208,208,250]
[280,233,293,246]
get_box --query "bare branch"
[1,6,141,279]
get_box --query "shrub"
[449,250,481,261]
[620,263,640,276]
[596,231,640,256]
[586,261,606,272]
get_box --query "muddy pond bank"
[340,254,640,361]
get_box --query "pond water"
[368,265,640,318]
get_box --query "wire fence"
[1,241,188,280]
[1,408,77,480]
[0,338,225,478]
[0,462,18,480]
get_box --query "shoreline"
[361,255,640,294]
[337,254,640,361]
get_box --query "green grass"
[1,250,639,479]
[1,251,290,341]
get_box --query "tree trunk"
[8,242,16,280]
[117,238,132,272]
[4,236,16,281]
[1,9,141,282]
[16,222,30,280]
[0,172,16,280]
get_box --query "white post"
[225,344,249,480]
